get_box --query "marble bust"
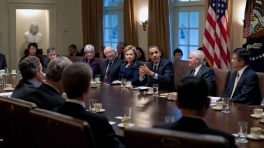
[24,22,42,43]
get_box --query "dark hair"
[233,48,250,65]
[197,47,203,51]
[136,47,146,59]
[24,43,38,56]
[69,44,77,49]
[117,42,126,47]
[148,45,160,53]
[177,77,208,109]
[19,56,40,79]
[173,48,183,56]
[47,47,56,54]
[62,63,92,99]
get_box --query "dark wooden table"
[2,76,264,147]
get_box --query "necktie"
[153,65,157,72]
[230,73,240,99]
[190,69,195,76]
[103,62,112,82]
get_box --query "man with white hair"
[24,22,42,43]
[185,50,215,95]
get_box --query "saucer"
[96,109,105,113]
[159,93,168,96]
[259,119,264,123]
[212,106,222,111]
[10,73,17,75]
[251,114,262,119]
[126,85,133,88]
[3,88,14,91]
[91,85,98,88]
[145,91,153,95]
[167,97,176,101]
[117,123,135,128]
[247,134,264,140]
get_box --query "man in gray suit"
[185,50,215,95]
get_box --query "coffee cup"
[216,101,224,109]
[94,103,102,112]
[261,114,264,121]
[126,81,132,87]
[251,127,262,139]
[11,70,16,74]
[90,82,97,88]
[148,88,153,93]
[0,70,5,75]
[253,108,263,116]
[5,84,12,88]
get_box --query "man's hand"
[139,64,154,76]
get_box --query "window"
[103,0,124,50]
[170,0,205,60]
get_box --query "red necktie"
[103,62,112,82]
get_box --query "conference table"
[1,75,264,148]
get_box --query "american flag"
[203,0,230,69]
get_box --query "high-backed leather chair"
[173,60,192,89]
[29,108,95,148]
[94,57,107,71]
[66,56,83,62]
[256,72,264,103]
[212,68,231,97]
[124,127,229,148]
[0,97,37,148]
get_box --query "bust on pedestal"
[24,22,42,43]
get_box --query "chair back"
[29,108,95,148]
[173,60,192,89]
[256,72,264,103]
[124,127,229,148]
[38,54,47,62]
[66,56,83,62]
[94,57,107,71]
[0,97,37,148]
[212,68,231,97]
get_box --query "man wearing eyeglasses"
[139,45,175,91]
[100,46,123,84]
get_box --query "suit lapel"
[228,70,238,96]
[195,65,204,77]
[102,60,109,76]
[156,58,163,74]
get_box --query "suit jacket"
[100,57,123,83]
[82,58,100,77]
[57,102,125,148]
[139,58,176,91]
[0,53,7,69]
[154,116,237,148]
[43,57,50,73]
[119,61,140,85]
[11,79,41,99]
[25,83,65,110]
[185,65,215,95]
[222,66,260,105]
[70,52,82,56]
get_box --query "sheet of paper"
[208,96,221,106]
[132,86,150,90]
[109,121,116,125]
[0,92,12,97]
[115,116,123,119]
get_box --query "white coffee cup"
[126,81,132,87]
[0,70,5,75]
[11,70,16,73]
[5,84,12,88]
[253,108,263,116]
[216,101,224,109]
[251,127,262,139]
[94,103,102,112]
[90,82,97,88]
[148,88,153,93]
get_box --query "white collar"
[194,64,203,76]
[237,65,248,77]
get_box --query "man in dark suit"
[116,42,126,59]
[69,44,82,56]
[154,77,237,148]
[185,50,215,95]
[11,56,43,99]
[0,53,7,69]
[58,62,124,148]
[25,57,72,110]
[100,46,123,84]
[43,47,60,73]
[138,45,175,91]
[222,48,260,105]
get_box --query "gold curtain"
[124,0,138,46]
[81,0,103,52]
[148,0,170,59]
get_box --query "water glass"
[165,116,175,123]
[153,84,159,96]
[237,121,248,143]
[121,78,126,90]
[89,99,96,113]
[95,75,100,84]
[221,97,229,113]
[123,107,132,127]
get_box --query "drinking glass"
[221,97,229,113]
[121,78,126,90]
[95,75,100,84]
[153,84,159,96]
[89,99,96,113]
[237,121,248,143]
[165,116,175,123]
[123,107,132,127]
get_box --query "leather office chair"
[66,56,83,62]
[256,72,264,104]
[29,108,95,148]
[124,127,229,148]
[212,68,231,97]
[0,96,37,148]
[173,60,192,89]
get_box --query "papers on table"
[109,121,116,125]
[131,86,150,90]
[0,92,12,97]
[208,96,221,106]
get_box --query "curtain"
[148,0,170,59]
[124,0,138,47]
[82,0,103,52]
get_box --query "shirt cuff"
[153,73,158,79]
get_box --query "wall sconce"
[139,8,148,31]
[141,20,148,31]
